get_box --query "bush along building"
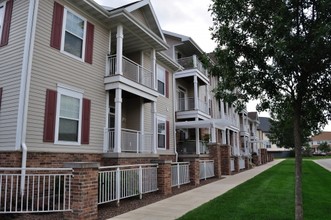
[0,0,273,218]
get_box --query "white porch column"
[152,102,157,154]
[195,126,200,154]
[222,129,226,144]
[193,75,198,110]
[206,84,210,115]
[116,24,123,75]
[103,92,110,152]
[211,127,216,143]
[140,98,144,153]
[151,49,156,90]
[114,88,122,153]
[232,131,236,155]
[237,132,240,155]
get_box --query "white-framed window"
[0,1,5,41]
[157,117,166,149]
[157,65,165,95]
[55,85,83,145]
[61,8,86,60]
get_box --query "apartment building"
[0,0,182,167]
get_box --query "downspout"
[172,71,178,162]
[20,0,39,195]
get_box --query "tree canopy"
[209,0,331,219]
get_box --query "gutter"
[20,0,39,195]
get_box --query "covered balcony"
[176,97,210,120]
[104,54,158,102]
[175,55,209,84]
[105,128,153,153]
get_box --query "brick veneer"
[208,143,222,178]
[64,162,99,220]
[234,156,239,173]
[220,145,231,175]
[155,160,172,195]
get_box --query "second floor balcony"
[175,55,209,84]
[176,97,210,120]
[104,55,158,101]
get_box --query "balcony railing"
[107,55,154,89]
[177,55,208,77]
[177,97,209,114]
[177,140,209,155]
[171,162,190,187]
[106,128,153,153]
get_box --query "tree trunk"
[293,111,303,220]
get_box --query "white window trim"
[157,115,167,150]
[60,7,87,62]
[54,85,83,145]
[0,1,6,42]
[157,64,166,96]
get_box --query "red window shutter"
[166,120,170,149]
[43,89,57,142]
[165,71,169,98]
[50,2,64,50]
[81,98,91,144]
[0,87,3,110]
[85,21,94,64]
[0,0,13,47]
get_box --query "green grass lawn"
[177,159,331,220]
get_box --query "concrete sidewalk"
[314,158,331,172]
[109,159,284,220]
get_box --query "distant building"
[258,117,291,158]
[309,132,331,153]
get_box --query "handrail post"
[116,167,120,206]
[177,163,180,188]
[139,166,143,199]
[204,161,207,180]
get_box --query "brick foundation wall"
[208,143,222,178]
[220,145,231,175]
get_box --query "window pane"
[66,11,84,38]
[60,95,80,119]
[58,118,78,141]
[158,80,165,95]
[0,5,4,38]
[158,134,165,149]
[158,121,165,134]
[64,32,83,58]
[157,68,165,82]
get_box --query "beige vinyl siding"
[26,0,108,153]
[163,35,180,59]
[0,0,29,150]
[156,62,175,154]
[131,9,148,28]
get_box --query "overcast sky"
[94,0,216,53]
[93,0,331,131]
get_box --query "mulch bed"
[2,177,219,220]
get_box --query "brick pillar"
[220,145,231,175]
[64,162,99,220]
[156,160,172,195]
[245,157,249,169]
[234,156,239,173]
[189,159,200,186]
[208,143,222,178]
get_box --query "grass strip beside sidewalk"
[177,159,331,220]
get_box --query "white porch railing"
[106,128,153,153]
[230,158,235,172]
[239,158,246,170]
[177,55,208,76]
[177,97,209,114]
[98,164,158,205]
[171,162,190,187]
[0,168,72,213]
[108,55,153,89]
[199,160,215,180]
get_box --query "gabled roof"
[163,30,204,56]
[311,132,331,141]
[258,117,271,133]
[248,112,259,121]
[108,0,166,42]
